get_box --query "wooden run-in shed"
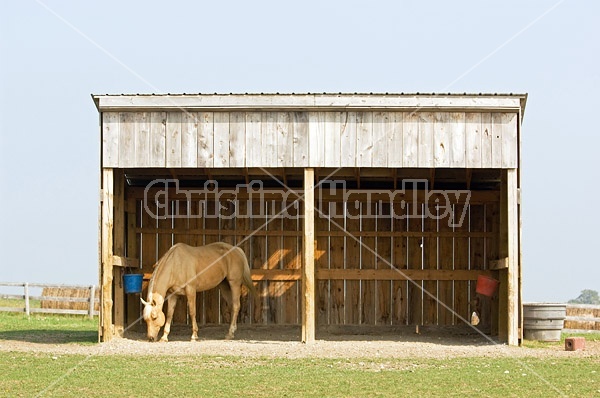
[94,93,526,345]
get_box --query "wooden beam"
[100,168,114,342]
[111,256,140,268]
[317,269,495,281]
[489,257,509,270]
[302,168,316,343]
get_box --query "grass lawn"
[0,312,598,397]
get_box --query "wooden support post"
[101,168,114,342]
[113,170,125,337]
[24,283,30,316]
[89,285,96,319]
[499,169,519,346]
[506,169,519,346]
[302,168,316,343]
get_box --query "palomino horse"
[141,242,255,342]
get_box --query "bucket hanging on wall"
[123,274,143,294]
[476,275,499,297]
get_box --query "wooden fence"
[0,282,99,318]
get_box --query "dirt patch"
[1,325,598,359]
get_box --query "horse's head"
[141,293,165,342]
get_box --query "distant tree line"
[568,289,600,305]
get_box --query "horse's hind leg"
[186,289,199,341]
[226,282,241,340]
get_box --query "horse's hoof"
[225,334,234,340]
[159,337,168,343]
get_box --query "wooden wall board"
[376,202,392,324]
[149,112,166,167]
[345,203,361,324]
[437,204,454,325]
[134,112,152,167]
[356,112,373,167]
[119,113,135,168]
[229,112,246,168]
[104,110,519,169]
[454,203,470,324]
[102,113,119,167]
[422,204,438,325]
[214,112,230,168]
[360,203,377,324]
[292,112,309,167]
[406,203,423,325]
[165,112,182,168]
[340,112,357,167]
[197,112,214,167]
[392,202,408,325]
[316,200,330,325]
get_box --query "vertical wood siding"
[102,111,519,169]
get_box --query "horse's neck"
[150,266,170,300]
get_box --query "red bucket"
[476,275,499,297]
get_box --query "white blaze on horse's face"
[141,294,165,342]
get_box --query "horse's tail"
[238,247,257,296]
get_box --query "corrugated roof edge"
[91,92,528,118]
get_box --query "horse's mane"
[146,245,177,302]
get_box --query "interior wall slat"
[392,203,408,325]
[102,112,119,167]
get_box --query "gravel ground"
[1,325,598,359]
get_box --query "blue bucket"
[123,274,143,294]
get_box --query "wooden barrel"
[523,303,566,341]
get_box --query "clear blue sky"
[0,1,598,303]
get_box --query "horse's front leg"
[226,283,241,340]
[160,296,178,342]
[187,290,199,341]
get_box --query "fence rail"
[0,282,99,318]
